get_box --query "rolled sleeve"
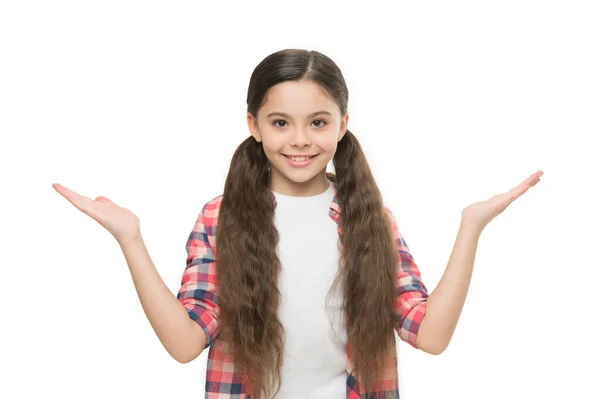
[176,202,220,349]
[385,207,429,349]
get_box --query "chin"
[275,166,328,183]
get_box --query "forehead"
[260,80,337,116]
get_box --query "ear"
[338,113,349,142]
[247,112,262,142]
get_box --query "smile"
[282,154,318,167]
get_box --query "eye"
[272,119,328,128]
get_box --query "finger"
[525,171,543,185]
[53,183,97,216]
[513,171,543,193]
[513,177,541,198]
[491,172,542,209]
[505,182,531,202]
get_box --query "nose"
[289,128,311,147]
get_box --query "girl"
[53,48,543,399]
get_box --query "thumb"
[95,196,115,204]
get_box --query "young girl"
[53,49,543,399]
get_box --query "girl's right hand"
[53,183,141,247]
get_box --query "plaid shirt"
[177,174,429,398]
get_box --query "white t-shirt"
[271,181,347,399]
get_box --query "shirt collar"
[270,172,341,219]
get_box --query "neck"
[269,171,331,197]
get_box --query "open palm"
[461,170,544,233]
[53,183,141,246]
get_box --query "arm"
[418,170,543,353]
[175,201,221,358]
[415,222,481,355]
[120,236,207,363]
[385,207,430,351]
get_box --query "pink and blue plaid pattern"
[177,174,429,398]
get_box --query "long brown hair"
[216,49,399,398]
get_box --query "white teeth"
[286,155,313,162]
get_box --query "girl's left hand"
[461,170,544,233]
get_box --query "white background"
[1,1,599,398]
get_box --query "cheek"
[263,141,285,154]
[319,140,338,154]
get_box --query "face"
[247,80,349,197]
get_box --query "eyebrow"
[266,110,333,119]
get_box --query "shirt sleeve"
[384,206,429,349]
[176,202,220,349]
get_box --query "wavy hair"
[216,49,399,398]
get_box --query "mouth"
[282,154,319,159]
[281,153,319,167]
